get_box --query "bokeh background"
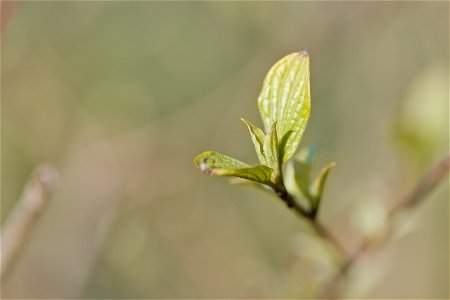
[1,1,448,299]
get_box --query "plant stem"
[318,153,450,298]
[0,165,58,278]
[392,153,450,213]
[276,188,349,261]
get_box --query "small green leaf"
[293,159,312,200]
[311,162,336,207]
[241,118,267,165]
[195,151,249,171]
[264,122,282,183]
[292,146,318,200]
[194,151,274,185]
[258,51,311,163]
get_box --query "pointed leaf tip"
[241,118,267,165]
[311,162,336,203]
[298,50,309,57]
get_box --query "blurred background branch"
[1,165,58,278]
[320,153,450,298]
[394,153,450,212]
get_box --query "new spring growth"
[194,51,335,214]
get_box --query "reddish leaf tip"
[298,50,309,57]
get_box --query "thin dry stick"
[0,164,58,278]
[318,153,450,298]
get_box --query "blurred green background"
[1,1,448,298]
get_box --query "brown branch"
[392,154,450,213]
[276,188,350,263]
[318,153,450,298]
[0,164,58,278]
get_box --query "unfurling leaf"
[257,51,311,163]
[291,146,334,211]
[311,162,336,205]
[194,52,335,219]
[241,118,267,165]
[264,123,279,170]
[264,122,282,181]
[194,151,248,171]
[292,146,318,200]
[293,158,312,200]
[194,151,274,185]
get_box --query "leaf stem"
[275,187,349,261]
